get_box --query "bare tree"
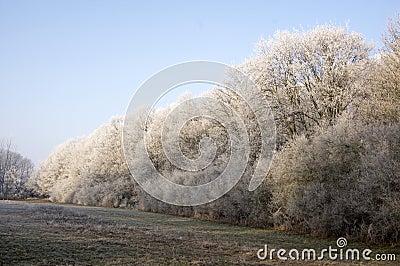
[0,139,12,199]
[0,139,34,199]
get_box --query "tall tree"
[357,14,400,124]
[242,25,372,146]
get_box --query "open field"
[0,200,398,265]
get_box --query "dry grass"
[0,200,398,265]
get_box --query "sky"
[0,0,399,165]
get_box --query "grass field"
[0,200,398,265]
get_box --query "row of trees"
[255,17,400,243]
[0,139,35,200]
[32,15,400,244]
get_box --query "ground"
[0,200,398,265]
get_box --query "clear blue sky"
[1,0,399,165]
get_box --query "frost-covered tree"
[0,139,35,199]
[382,13,400,96]
[242,25,372,146]
[71,117,133,207]
[357,14,400,124]
[35,138,84,196]
[35,117,135,207]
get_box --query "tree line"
[30,15,400,244]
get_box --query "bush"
[269,116,400,244]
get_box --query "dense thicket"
[270,118,400,243]
[32,18,400,244]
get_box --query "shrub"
[269,116,400,244]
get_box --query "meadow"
[0,200,398,265]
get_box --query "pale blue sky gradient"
[0,0,399,164]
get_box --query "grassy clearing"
[0,201,398,265]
